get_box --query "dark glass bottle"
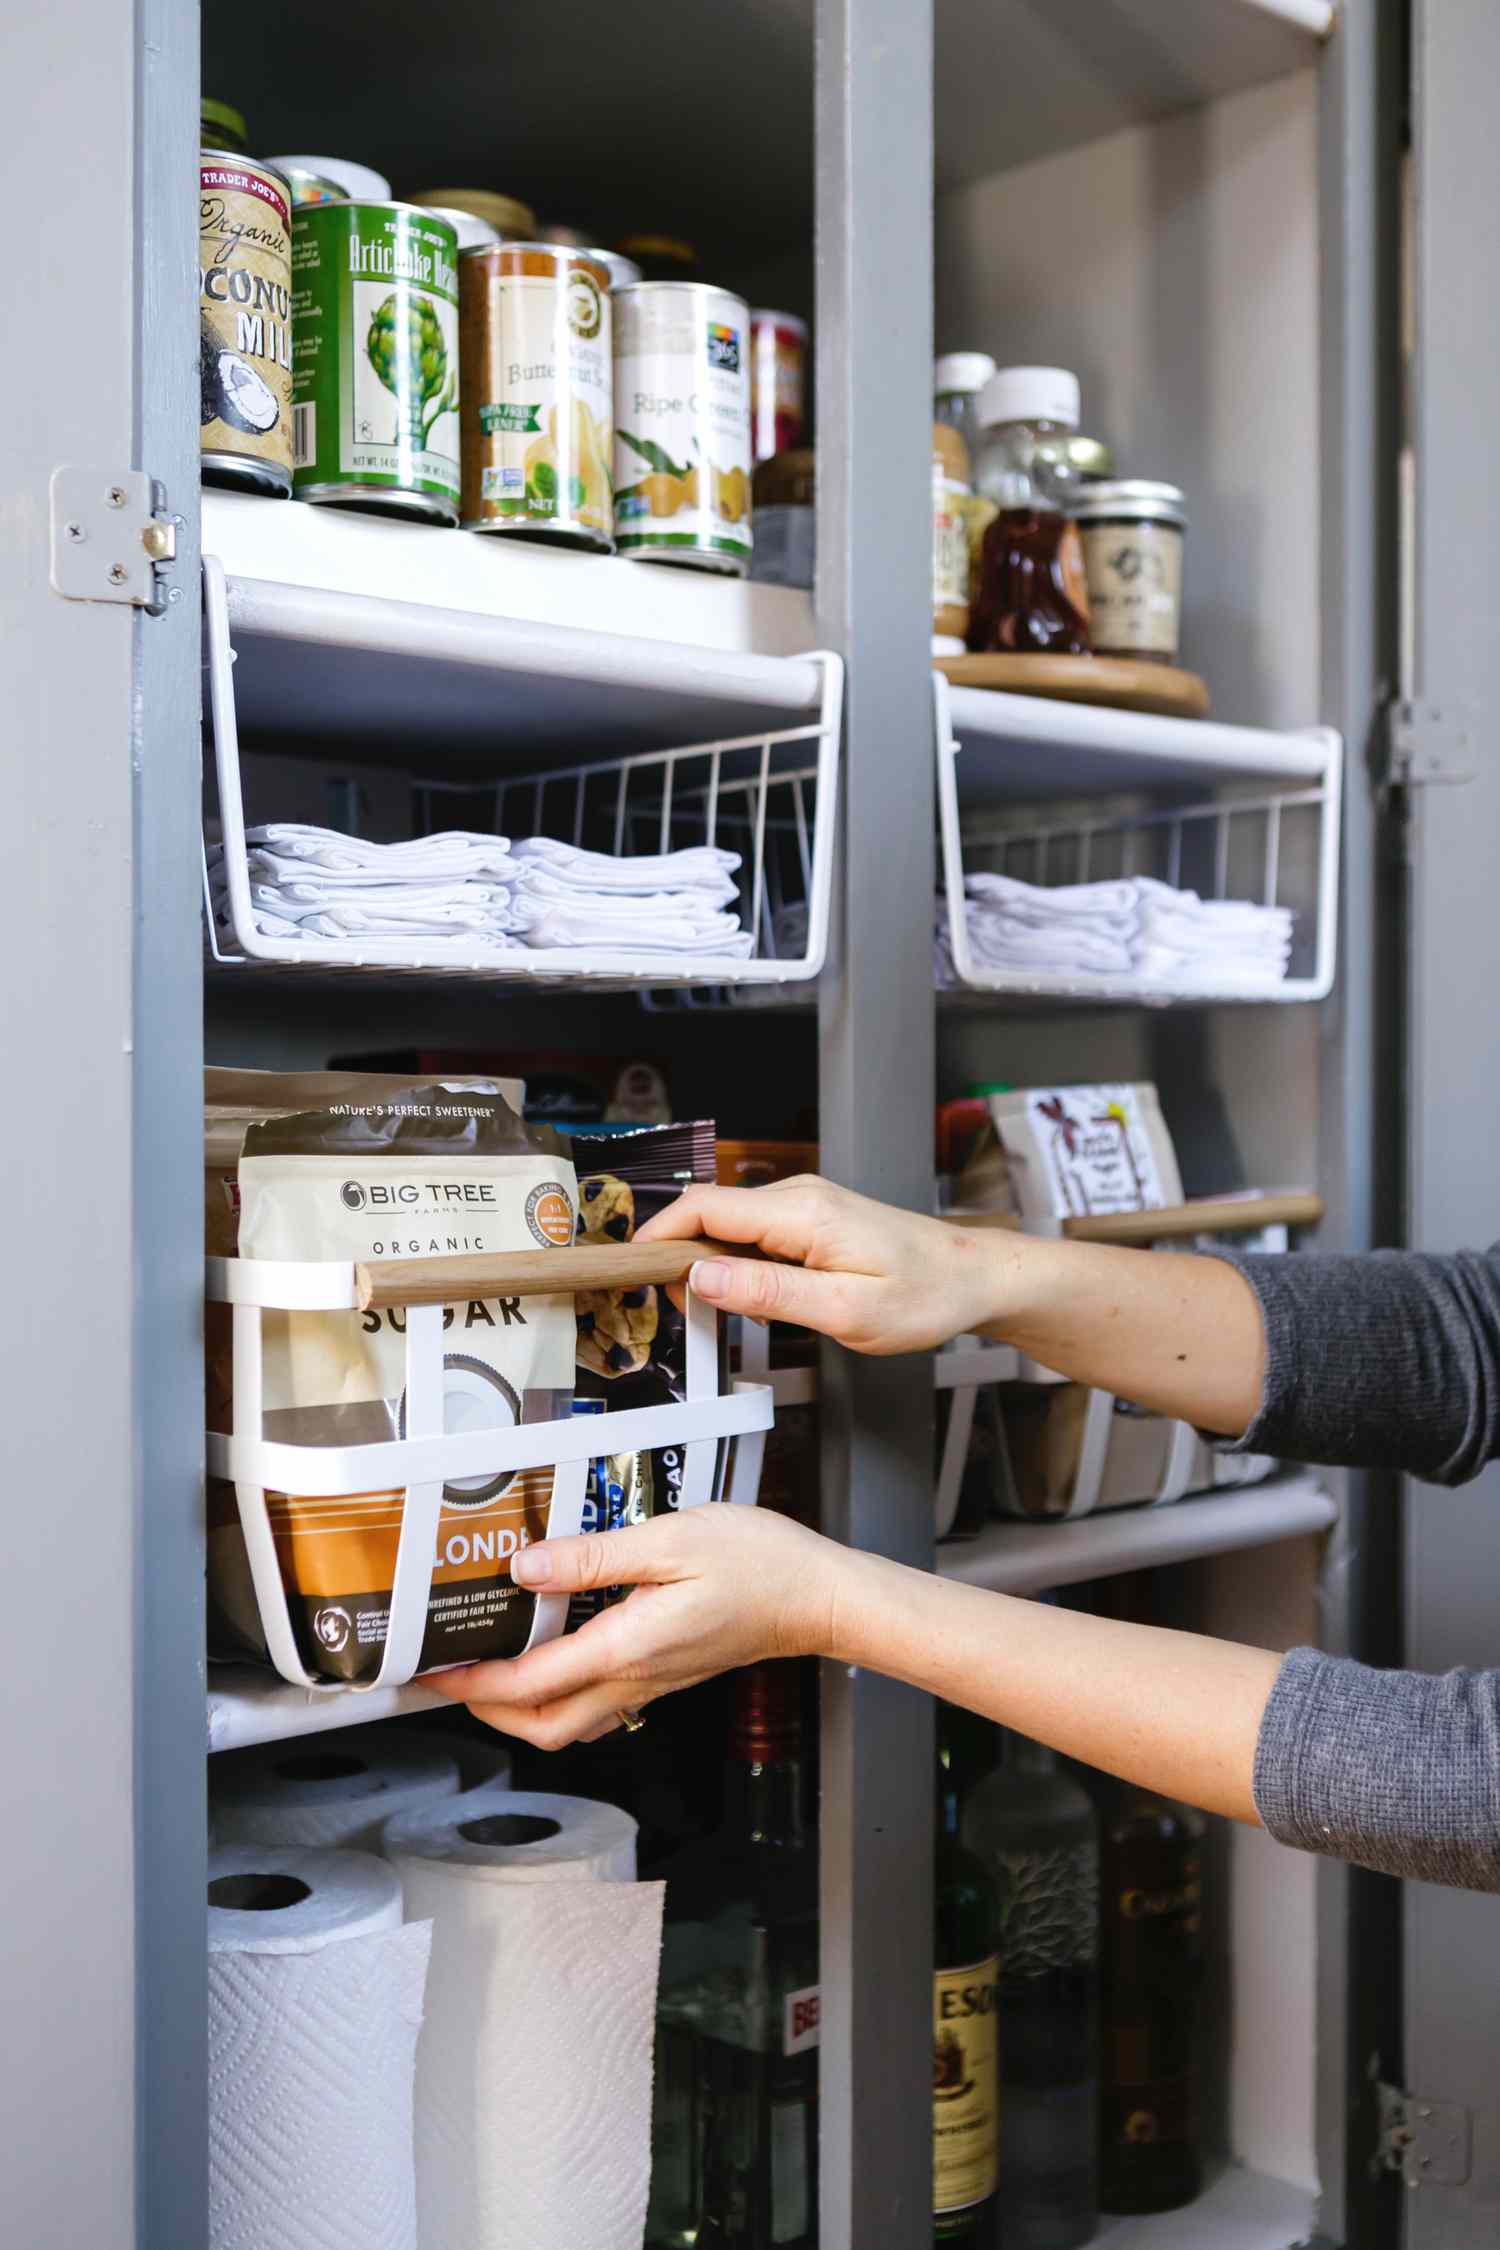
[935,1710,1000,2249]
[961,1729,1100,2250]
[1097,1787,1206,2214]
[647,1663,819,2250]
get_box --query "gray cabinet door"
[0,0,205,2243]
[1403,0,1500,2241]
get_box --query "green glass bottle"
[934,1708,1000,2248]
[1097,1785,1205,2215]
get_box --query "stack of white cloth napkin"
[207,824,753,958]
[936,871,1292,987]
[504,837,753,957]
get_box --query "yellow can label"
[933,1954,999,2214]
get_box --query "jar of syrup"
[969,367,1091,656]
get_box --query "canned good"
[291,201,461,524]
[459,243,613,549]
[279,165,348,209]
[751,309,808,462]
[1073,480,1186,661]
[415,188,537,240]
[201,98,249,154]
[615,233,699,282]
[612,281,752,575]
[199,152,294,496]
[269,154,391,202]
[750,448,815,589]
[425,205,501,253]
[592,247,642,292]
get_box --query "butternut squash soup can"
[612,281,752,575]
[459,243,614,549]
[200,152,294,495]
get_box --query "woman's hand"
[637,1174,1001,1353]
[428,1506,849,1748]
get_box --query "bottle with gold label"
[935,1708,1000,2247]
[1097,1787,1205,2214]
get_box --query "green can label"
[292,202,460,513]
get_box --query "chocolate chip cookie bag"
[562,1120,720,1626]
[207,1083,578,1683]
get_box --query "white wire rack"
[935,673,1343,1005]
[200,554,843,990]
[206,1251,773,1692]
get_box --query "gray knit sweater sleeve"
[1210,1245,1500,1892]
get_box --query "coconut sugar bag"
[207,1082,579,1682]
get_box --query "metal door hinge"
[1378,697,1475,787]
[49,466,182,616]
[1375,2080,1473,2187]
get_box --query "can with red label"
[751,308,809,463]
[199,151,294,495]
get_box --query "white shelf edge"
[207,1666,448,1753]
[1096,2160,1320,2246]
[203,490,817,666]
[937,1471,1337,1594]
[224,571,826,720]
[937,971,1329,1008]
[945,684,1333,788]
[1235,0,1334,38]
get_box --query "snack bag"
[563,1120,718,1625]
[207,1082,577,1682]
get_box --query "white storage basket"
[206,1249,773,1691]
[934,671,1343,1004]
[201,555,842,990]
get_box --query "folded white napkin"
[509,837,741,894]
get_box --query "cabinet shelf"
[202,493,819,756]
[937,1471,1337,1596]
[208,1668,448,1754]
[1096,2161,1318,2246]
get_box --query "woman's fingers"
[428,1600,636,1712]
[463,1677,654,1751]
[512,1521,684,1594]
[688,1253,874,1338]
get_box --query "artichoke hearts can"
[459,244,614,549]
[291,201,461,523]
[200,152,294,495]
[612,281,751,575]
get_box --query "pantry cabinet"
[10,0,1497,2245]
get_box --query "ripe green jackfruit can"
[290,201,461,523]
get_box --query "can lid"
[1072,478,1186,524]
[425,206,501,250]
[752,308,810,340]
[268,154,392,202]
[934,351,997,397]
[616,233,698,267]
[978,365,1081,432]
[536,222,594,248]
[409,187,537,236]
[201,96,248,145]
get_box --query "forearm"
[825,1547,1280,1824]
[964,1230,1266,1437]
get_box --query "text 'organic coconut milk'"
[200,153,294,495]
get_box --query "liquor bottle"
[647,1663,819,2250]
[934,1710,1000,2248]
[1097,1784,1205,2214]
[961,1729,1100,2250]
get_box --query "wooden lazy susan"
[933,652,1211,721]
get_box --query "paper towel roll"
[383,1789,664,2250]
[208,1845,432,2250]
[210,1728,470,1851]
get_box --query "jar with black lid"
[1073,480,1186,663]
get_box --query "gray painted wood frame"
[815,0,939,2242]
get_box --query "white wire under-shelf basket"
[935,672,1343,1005]
[200,554,843,990]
